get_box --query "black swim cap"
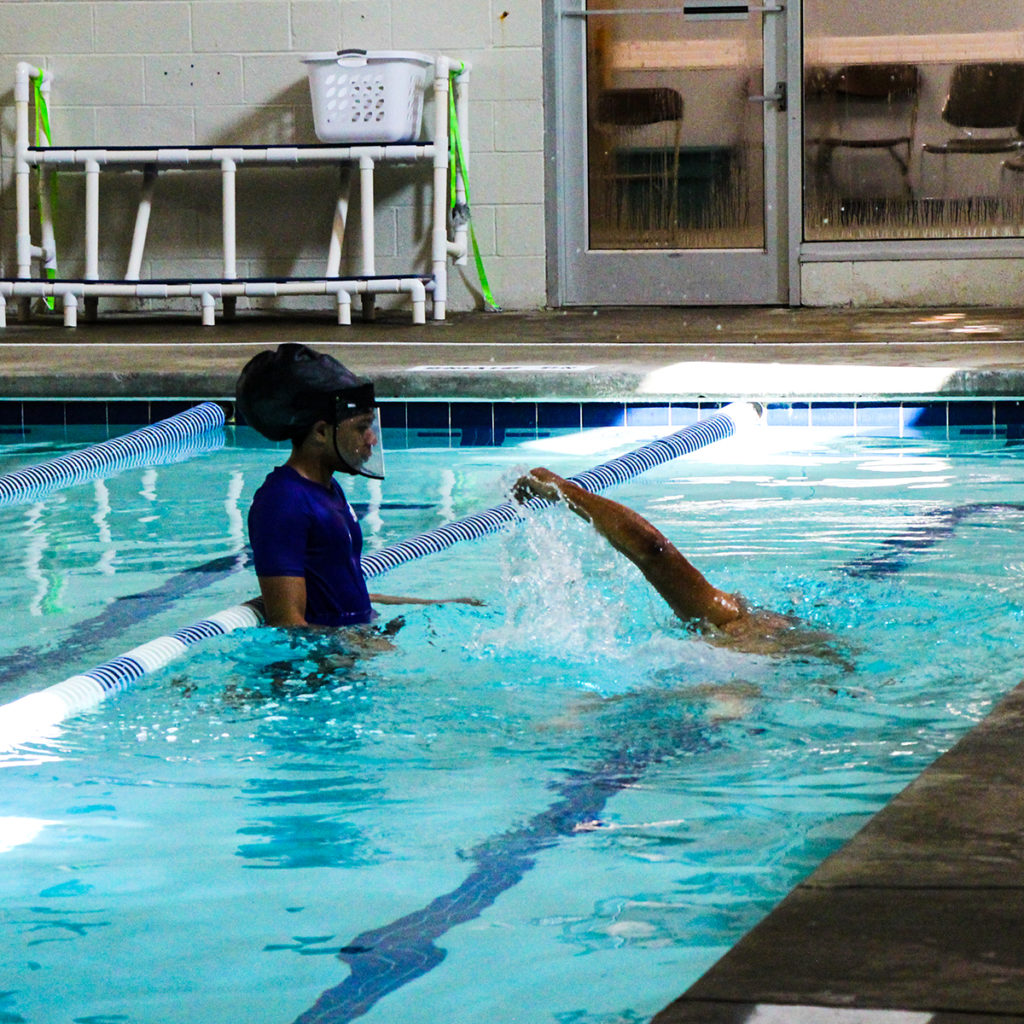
[235,343,375,442]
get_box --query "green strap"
[32,75,58,310]
[448,70,501,312]
[32,76,52,144]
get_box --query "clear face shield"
[331,385,385,480]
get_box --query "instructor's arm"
[259,575,309,627]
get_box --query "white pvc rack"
[4,57,470,327]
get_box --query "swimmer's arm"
[370,593,483,607]
[514,467,740,627]
[257,575,310,627]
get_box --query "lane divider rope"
[0,403,759,749]
[361,403,756,578]
[0,605,261,750]
[0,402,226,508]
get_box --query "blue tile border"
[626,403,673,427]
[855,403,902,428]
[3,398,1024,445]
[765,402,811,427]
[996,401,1024,425]
[583,403,625,429]
[537,402,582,430]
[807,402,863,427]
[495,403,539,430]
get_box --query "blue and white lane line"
[0,603,262,750]
[0,401,226,507]
[0,403,760,750]
[0,400,235,749]
[362,402,758,579]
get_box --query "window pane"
[586,0,765,250]
[803,2,1024,241]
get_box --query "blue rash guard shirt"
[248,465,374,627]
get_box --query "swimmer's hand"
[512,467,567,505]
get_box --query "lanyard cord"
[448,69,501,311]
[32,75,58,309]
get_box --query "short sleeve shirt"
[248,465,374,627]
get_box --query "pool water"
[2,423,1024,1024]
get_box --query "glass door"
[552,0,791,305]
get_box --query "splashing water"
[472,503,648,665]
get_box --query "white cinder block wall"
[0,0,547,314]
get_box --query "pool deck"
[2,303,1024,402]
[5,303,1024,1021]
[653,676,1024,1024]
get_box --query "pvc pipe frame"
[126,166,157,281]
[0,404,760,750]
[0,277,427,329]
[9,60,472,327]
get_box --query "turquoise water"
[2,424,1024,1023]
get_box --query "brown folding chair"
[807,64,920,198]
[591,87,685,234]
[999,99,1024,179]
[923,62,1024,156]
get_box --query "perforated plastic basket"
[303,49,433,143]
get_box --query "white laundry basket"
[303,49,433,143]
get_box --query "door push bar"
[563,4,785,17]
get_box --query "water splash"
[471,507,643,667]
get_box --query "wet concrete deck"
[4,303,1024,1021]
[1,304,1024,401]
[653,676,1024,1024]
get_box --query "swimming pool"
[2,415,1024,1023]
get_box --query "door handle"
[749,81,787,111]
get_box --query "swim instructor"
[236,342,478,628]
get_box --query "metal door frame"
[544,0,801,306]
